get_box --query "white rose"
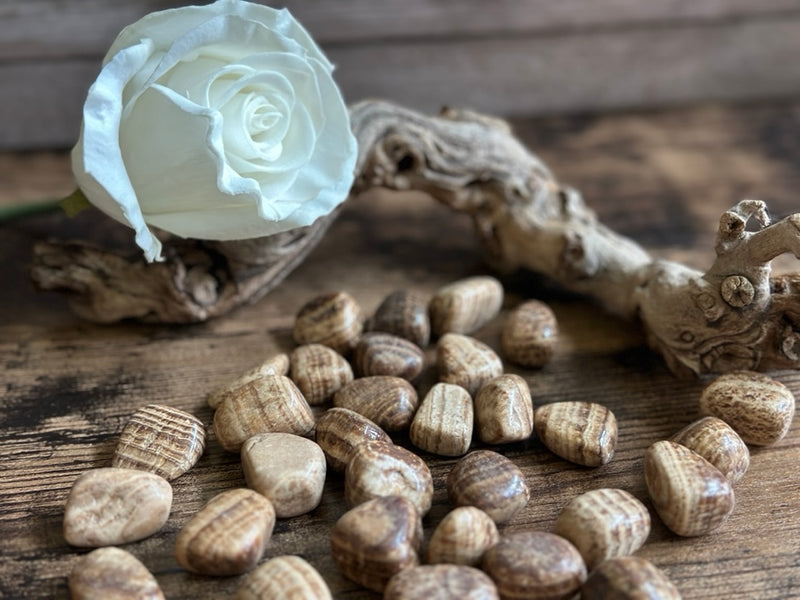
[71,0,357,262]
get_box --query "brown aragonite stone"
[367,289,431,347]
[212,374,315,452]
[235,555,332,600]
[429,276,504,336]
[345,440,433,516]
[581,556,682,600]
[174,488,275,576]
[315,407,392,472]
[670,416,750,483]
[63,468,172,548]
[446,450,529,525]
[437,333,503,397]
[207,353,290,409]
[533,401,617,466]
[409,382,473,457]
[330,495,422,593]
[353,332,425,381]
[553,488,651,569]
[644,441,734,537]
[426,506,500,566]
[68,547,164,600]
[111,404,205,481]
[482,531,587,600]
[384,564,499,599]
[699,370,795,446]
[290,343,353,405]
[293,291,363,354]
[333,376,418,431]
[501,299,558,368]
[474,374,534,444]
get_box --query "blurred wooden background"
[4,0,800,149]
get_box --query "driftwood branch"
[30,100,800,376]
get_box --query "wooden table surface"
[2,101,799,599]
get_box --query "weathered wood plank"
[5,15,800,150]
[1,101,799,599]
[3,0,800,59]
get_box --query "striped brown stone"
[68,547,164,600]
[534,401,617,467]
[111,404,206,481]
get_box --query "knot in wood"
[721,275,755,307]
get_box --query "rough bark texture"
[30,100,800,376]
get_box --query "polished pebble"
[429,276,504,336]
[353,332,425,380]
[446,450,529,524]
[330,495,422,593]
[553,488,651,569]
[293,291,363,354]
[111,404,205,481]
[207,353,290,409]
[670,416,750,483]
[699,370,795,446]
[474,374,534,444]
[235,555,332,600]
[437,333,503,397]
[212,375,315,452]
[534,401,617,466]
[333,376,418,431]
[290,343,353,405]
[644,440,735,537]
[345,440,433,515]
[501,299,558,368]
[315,407,392,472]
[482,531,587,600]
[68,547,164,600]
[410,382,474,456]
[427,506,500,566]
[384,564,499,600]
[174,488,275,576]
[581,556,682,600]
[63,468,172,547]
[367,289,431,347]
[241,433,326,518]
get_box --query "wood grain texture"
[1,101,800,599]
[4,0,800,148]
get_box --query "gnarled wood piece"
[30,100,800,375]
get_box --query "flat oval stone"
[315,407,392,472]
[111,404,205,481]
[68,547,164,600]
[63,468,172,547]
[482,531,587,600]
[212,375,315,452]
[236,555,332,600]
[644,440,735,537]
[333,376,418,431]
[534,401,617,466]
[241,433,327,518]
[175,488,275,576]
[699,370,795,446]
[384,564,499,600]
[345,440,433,516]
[553,488,651,569]
[581,556,681,600]
[437,333,503,397]
[290,343,353,405]
[670,416,750,483]
[330,495,422,593]
[446,450,529,524]
[367,289,431,347]
[354,332,425,381]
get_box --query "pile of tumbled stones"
[62,275,796,599]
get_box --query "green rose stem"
[29,100,800,377]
